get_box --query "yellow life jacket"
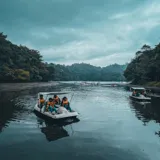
[39,98,45,105]
[62,99,69,106]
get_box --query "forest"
[52,63,127,81]
[0,32,126,82]
[124,44,160,86]
[0,32,55,82]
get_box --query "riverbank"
[0,82,58,92]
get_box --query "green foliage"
[0,32,55,82]
[146,82,160,87]
[53,63,127,81]
[0,32,126,82]
[124,43,160,84]
[14,69,30,81]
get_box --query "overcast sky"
[0,0,160,67]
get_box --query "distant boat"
[80,82,91,86]
[129,87,151,102]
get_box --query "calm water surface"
[0,82,160,160]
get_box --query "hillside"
[124,44,160,86]
[0,32,126,82]
[53,63,127,81]
[0,32,54,82]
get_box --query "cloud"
[109,13,130,20]
[143,2,160,16]
[0,0,160,66]
[39,27,134,64]
[47,51,133,67]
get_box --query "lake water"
[0,82,160,160]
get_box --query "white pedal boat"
[130,87,151,102]
[34,105,79,119]
[34,92,79,120]
[129,95,151,102]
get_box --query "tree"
[0,32,54,82]
[124,43,160,84]
[141,44,151,52]
[0,32,127,82]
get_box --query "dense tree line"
[0,32,127,82]
[124,44,160,85]
[52,63,127,81]
[0,32,54,82]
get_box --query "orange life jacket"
[62,99,69,106]
[39,98,45,105]
[47,101,55,107]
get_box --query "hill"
[0,32,54,82]
[53,63,127,81]
[0,32,126,82]
[124,44,160,86]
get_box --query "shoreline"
[0,82,59,92]
[1,81,160,94]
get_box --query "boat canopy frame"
[37,92,70,103]
[130,87,146,91]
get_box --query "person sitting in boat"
[142,90,147,97]
[61,97,72,112]
[136,92,140,97]
[38,94,45,109]
[132,90,136,96]
[53,95,61,104]
[46,98,57,114]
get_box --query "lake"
[0,82,160,160]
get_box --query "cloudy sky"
[0,0,160,67]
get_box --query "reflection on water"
[129,100,160,137]
[130,101,154,123]
[38,120,69,142]
[0,91,20,132]
[36,114,80,142]
[0,82,160,160]
[37,119,79,142]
